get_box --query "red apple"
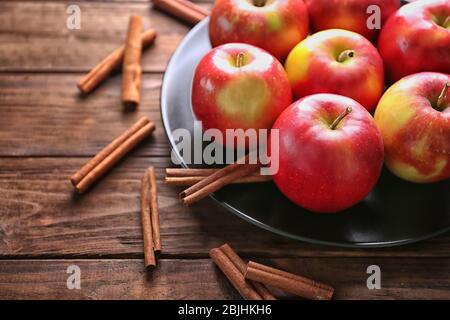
[284,29,384,113]
[374,72,450,183]
[208,0,309,61]
[271,94,384,213]
[304,0,400,41]
[378,0,450,83]
[192,43,292,145]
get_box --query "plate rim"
[160,18,450,248]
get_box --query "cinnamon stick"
[165,167,271,186]
[166,175,271,186]
[245,261,334,300]
[219,244,276,300]
[210,248,262,300]
[70,117,155,193]
[147,166,161,252]
[141,169,156,268]
[152,0,208,25]
[166,168,219,177]
[122,15,143,108]
[77,29,156,94]
[166,168,270,178]
[174,0,210,17]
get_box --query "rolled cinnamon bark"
[152,0,208,25]
[122,15,143,108]
[165,175,271,186]
[141,170,156,268]
[174,0,210,17]
[166,168,219,177]
[147,167,161,252]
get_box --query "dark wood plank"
[0,258,448,299]
[0,259,234,300]
[0,1,211,72]
[1,157,449,258]
[0,73,169,156]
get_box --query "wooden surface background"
[0,0,449,300]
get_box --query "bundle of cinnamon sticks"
[178,155,263,206]
[152,0,209,25]
[70,117,155,193]
[165,168,271,186]
[211,244,334,300]
[210,244,276,300]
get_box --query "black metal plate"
[160,18,450,247]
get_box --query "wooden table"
[0,0,448,300]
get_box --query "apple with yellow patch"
[378,0,450,83]
[192,43,292,145]
[285,29,384,113]
[208,0,309,61]
[374,72,450,183]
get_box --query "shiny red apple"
[285,29,384,113]
[304,0,400,41]
[271,94,384,213]
[378,0,450,82]
[374,72,450,183]
[192,43,292,145]
[208,0,309,61]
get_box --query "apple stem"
[443,16,450,28]
[236,52,245,68]
[253,0,267,7]
[330,107,352,130]
[337,50,355,63]
[437,82,450,109]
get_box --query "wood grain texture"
[0,73,168,156]
[0,258,448,299]
[0,1,211,72]
[1,157,449,258]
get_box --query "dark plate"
[160,18,450,247]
